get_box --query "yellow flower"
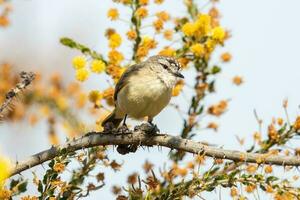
[190,43,205,57]
[126,29,137,40]
[141,36,157,49]
[212,26,225,42]
[195,14,211,36]
[135,7,148,18]
[181,22,196,37]
[72,56,86,69]
[205,38,216,53]
[75,68,89,82]
[90,59,106,73]
[88,90,102,104]
[107,8,119,20]
[109,33,122,49]
[108,50,124,65]
[139,0,148,5]
[159,47,175,57]
[0,155,11,188]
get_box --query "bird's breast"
[116,75,172,119]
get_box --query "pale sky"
[0,0,300,199]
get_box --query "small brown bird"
[102,55,184,128]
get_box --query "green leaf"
[9,179,20,189]
[60,37,77,48]
[17,181,28,193]
[38,180,43,193]
[266,176,279,183]
[211,66,221,74]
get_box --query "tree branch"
[11,125,300,177]
[0,71,35,120]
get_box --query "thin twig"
[0,71,35,120]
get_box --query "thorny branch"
[11,124,300,177]
[0,71,35,120]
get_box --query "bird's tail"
[102,109,123,128]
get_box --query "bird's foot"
[103,122,117,133]
[134,123,160,135]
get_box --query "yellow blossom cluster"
[136,36,157,59]
[181,14,227,58]
[71,56,107,82]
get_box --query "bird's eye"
[162,64,168,69]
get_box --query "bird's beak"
[174,72,184,78]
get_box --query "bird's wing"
[114,63,144,102]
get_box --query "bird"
[102,55,184,130]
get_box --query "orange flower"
[163,29,173,40]
[207,122,218,131]
[245,184,256,193]
[139,0,148,5]
[293,116,300,130]
[0,16,9,27]
[246,164,257,174]
[268,124,278,141]
[154,0,164,4]
[221,52,232,62]
[230,187,238,197]
[135,7,148,18]
[232,76,243,85]
[53,163,65,173]
[277,118,284,126]
[153,19,164,32]
[126,29,137,40]
[107,8,119,20]
[108,50,124,65]
[156,11,170,22]
[264,165,273,173]
[207,100,228,116]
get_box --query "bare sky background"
[0,0,300,199]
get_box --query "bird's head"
[147,55,184,79]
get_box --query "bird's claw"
[134,123,160,134]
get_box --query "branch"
[0,71,35,120]
[11,124,300,177]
